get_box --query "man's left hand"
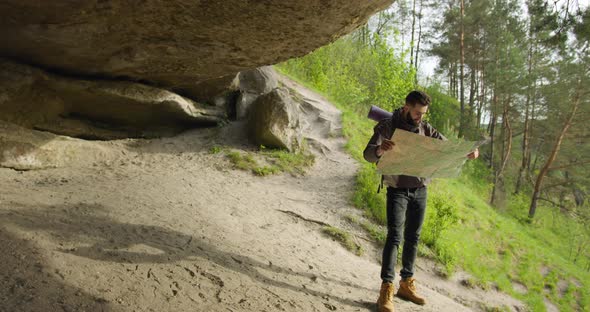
[467,148,479,159]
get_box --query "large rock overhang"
[0,0,394,101]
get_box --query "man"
[363,90,478,312]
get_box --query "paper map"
[376,129,486,178]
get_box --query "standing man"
[364,90,478,312]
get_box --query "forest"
[277,0,590,310]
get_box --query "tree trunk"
[468,67,476,135]
[478,38,487,131]
[529,85,582,219]
[414,0,424,83]
[452,61,458,98]
[527,81,539,174]
[478,68,485,130]
[491,96,512,205]
[358,24,369,46]
[410,0,417,69]
[500,96,513,176]
[449,63,454,96]
[455,61,459,98]
[459,0,465,138]
[516,42,535,194]
[488,90,498,169]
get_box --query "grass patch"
[322,225,363,256]
[259,145,315,176]
[482,305,512,312]
[227,151,257,171]
[345,214,386,244]
[209,145,223,154]
[437,177,590,311]
[225,146,315,176]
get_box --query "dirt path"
[0,76,525,312]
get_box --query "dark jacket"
[363,107,446,188]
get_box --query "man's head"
[403,90,430,125]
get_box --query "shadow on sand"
[0,226,120,312]
[1,203,375,310]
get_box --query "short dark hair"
[405,90,430,107]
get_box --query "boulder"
[235,92,260,120]
[238,66,279,95]
[0,59,225,139]
[235,66,279,120]
[249,88,302,151]
[276,73,343,154]
[0,0,393,100]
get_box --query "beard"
[405,112,418,126]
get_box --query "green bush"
[425,84,461,136]
[423,191,460,248]
[434,239,459,275]
[420,190,460,273]
[352,163,387,224]
[460,158,493,196]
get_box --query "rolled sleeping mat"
[367,105,392,122]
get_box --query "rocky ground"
[0,76,526,312]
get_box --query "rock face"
[0,69,345,170]
[0,122,117,170]
[0,0,393,100]
[0,59,224,139]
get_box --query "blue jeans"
[381,186,427,282]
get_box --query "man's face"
[403,104,428,125]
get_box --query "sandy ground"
[0,77,527,312]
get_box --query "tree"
[529,64,587,218]
[515,0,562,194]
[529,6,590,218]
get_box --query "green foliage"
[277,32,415,113]
[425,84,461,136]
[459,159,493,196]
[322,226,363,256]
[574,8,590,43]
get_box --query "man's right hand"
[376,139,395,157]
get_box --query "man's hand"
[376,139,395,157]
[467,148,479,159]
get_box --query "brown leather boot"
[376,282,395,312]
[397,277,426,305]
